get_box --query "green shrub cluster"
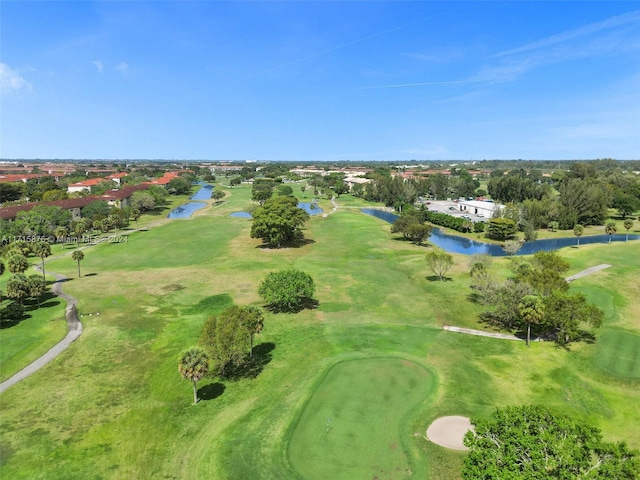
[423,210,470,232]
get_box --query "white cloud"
[115,62,129,76]
[495,10,640,58]
[0,63,33,94]
[92,60,104,74]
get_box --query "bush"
[258,270,316,312]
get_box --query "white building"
[457,200,502,218]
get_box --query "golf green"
[287,357,434,479]
[595,329,640,379]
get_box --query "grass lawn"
[1,183,639,479]
[287,357,435,480]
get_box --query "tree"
[515,251,569,297]
[624,219,633,242]
[548,220,559,232]
[405,223,432,245]
[81,201,111,221]
[212,190,226,204]
[543,291,603,345]
[8,240,32,257]
[486,218,517,241]
[391,212,432,244]
[240,306,264,357]
[463,405,640,479]
[573,224,584,246]
[300,185,306,197]
[0,259,4,305]
[258,269,315,313]
[130,191,156,212]
[28,274,47,307]
[501,240,521,258]
[518,295,544,347]
[250,196,310,248]
[252,182,275,205]
[178,347,209,404]
[605,221,617,243]
[229,177,241,187]
[33,241,51,282]
[167,176,193,195]
[72,250,84,277]
[131,209,142,230]
[7,254,29,274]
[200,307,249,378]
[5,274,30,305]
[613,191,640,219]
[425,251,454,281]
[277,184,293,196]
[0,182,25,202]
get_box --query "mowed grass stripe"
[288,358,434,480]
[596,330,640,379]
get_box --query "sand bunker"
[426,416,472,450]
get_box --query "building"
[457,200,502,218]
[67,178,108,193]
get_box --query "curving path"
[0,269,82,394]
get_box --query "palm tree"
[33,241,52,282]
[623,219,633,242]
[178,347,209,404]
[0,260,5,304]
[518,295,544,347]
[605,221,617,243]
[241,306,264,357]
[131,209,142,230]
[7,254,29,274]
[573,224,584,246]
[72,250,84,277]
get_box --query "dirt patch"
[426,416,472,450]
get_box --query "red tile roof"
[0,173,50,183]
[68,178,107,187]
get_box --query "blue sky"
[1,1,639,161]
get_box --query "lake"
[229,202,323,220]
[360,208,639,256]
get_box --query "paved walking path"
[0,270,82,394]
[443,325,521,340]
[565,263,612,282]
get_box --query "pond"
[229,212,252,219]
[298,202,323,215]
[228,202,322,219]
[167,183,213,218]
[361,208,639,256]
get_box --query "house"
[67,178,108,193]
[106,172,128,185]
[0,174,51,183]
[99,184,150,208]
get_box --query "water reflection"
[190,183,214,200]
[361,208,639,256]
[230,212,252,218]
[167,202,207,219]
[298,202,323,215]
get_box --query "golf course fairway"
[287,357,434,479]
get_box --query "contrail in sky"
[360,79,484,89]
